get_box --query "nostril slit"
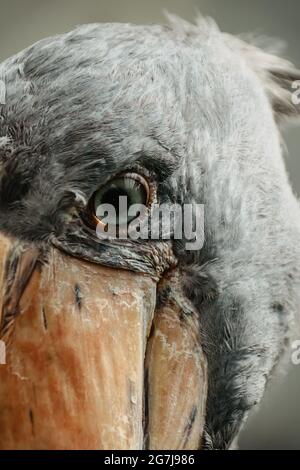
[42,307,47,330]
[74,283,83,310]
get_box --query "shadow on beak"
[0,234,207,449]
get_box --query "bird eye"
[90,173,150,227]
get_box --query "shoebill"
[0,15,300,450]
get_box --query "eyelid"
[117,172,150,206]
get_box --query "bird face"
[0,16,300,449]
[0,165,208,449]
[0,21,209,449]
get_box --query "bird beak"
[0,234,207,450]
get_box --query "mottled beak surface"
[0,234,207,450]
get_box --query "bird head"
[0,15,300,449]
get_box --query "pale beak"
[0,233,207,449]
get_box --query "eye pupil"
[91,173,150,227]
[101,187,129,218]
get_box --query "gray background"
[0,0,299,449]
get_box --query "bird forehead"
[0,25,262,155]
[0,20,255,115]
[0,21,274,204]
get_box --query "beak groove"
[0,240,40,343]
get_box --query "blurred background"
[0,0,299,449]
